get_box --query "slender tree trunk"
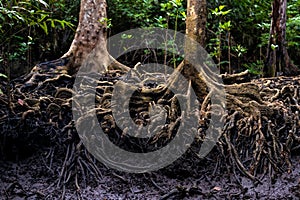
[182,0,208,98]
[185,0,206,47]
[264,0,299,77]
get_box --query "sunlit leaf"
[39,21,48,34]
[50,19,55,28]
[180,11,186,19]
[219,5,226,11]
[0,73,7,79]
[36,0,49,8]
[271,44,278,50]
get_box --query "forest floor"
[0,151,299,200]
[0,69,299,199]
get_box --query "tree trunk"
[182,0,208,99]
[264,0,299,77]
[62,0,108,74]
[185,0,206,47]
[35,0,129,75]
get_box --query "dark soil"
[0,151,299,200]
[0,69,299,199]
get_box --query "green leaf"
[180,11,186,19]
[36,0,49,8]
[38,13,48,23]
[271,44,278,50]
[0,73,7,79]
[219,5,226,11]
[39,21,48,34]
[121,33,133,39]
[50,19,55,28]
[11,11,25,22]
[222,10,231,15]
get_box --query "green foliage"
[207,1,271,72]
[286,0,300,63]
[242,60,264,75]
[158,0,186,28]
[287,0,300,45]
[0,0,299,78]
[232,45,247,58]
[100,17,112,28]
[211,5,231,16]
[108,0,159,31]
[0,0,79,77]
[108,0,185,68]
[208,5,232,70]
[108,0,186,33]
[109,0,300,72]
[253,0,300,68]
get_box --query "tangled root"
[0,66,299,191]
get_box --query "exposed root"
[0,66,299,189]
[213,76,300,180]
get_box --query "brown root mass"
[0,67,299,190]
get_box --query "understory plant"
[0,0,77,78]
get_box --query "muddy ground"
[0,72,299,199]
[0,149,299,200]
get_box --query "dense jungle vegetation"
[0,0,299,79]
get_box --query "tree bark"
[185,0,206,47]
[264,0,299,77]
[35,0,129,75]
[182,0,208,99]
[62,0,108,74]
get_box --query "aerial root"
[57,142,103,199]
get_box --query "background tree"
[264,0,299,77]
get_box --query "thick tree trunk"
[62,0,108,74]
[35,0,129,75]
[264,0,299,77]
